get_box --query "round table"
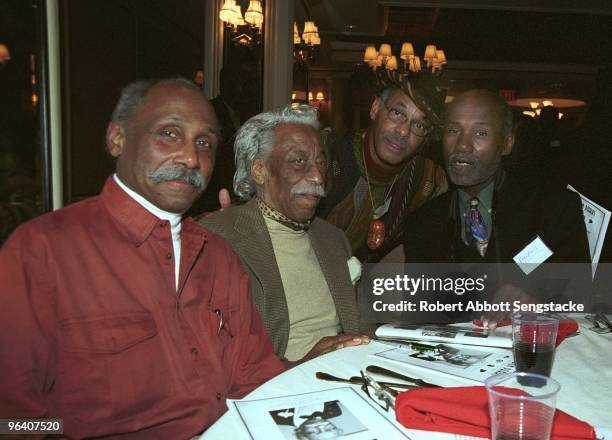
[202,315,612,439]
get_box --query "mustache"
[148,166,207,191]
[290,182,326,197]
[447,153,477,165]
[386,134,409,149]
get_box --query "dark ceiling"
[383,7,612,65]
[297,1,612,65]
[296,0,612,113]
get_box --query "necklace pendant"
[367,219,385,250]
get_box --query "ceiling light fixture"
[364,42,447,74]
[522,100,564,120]
[219,0,263,47]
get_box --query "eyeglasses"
[380,99,433,137]
[360,371,397,412]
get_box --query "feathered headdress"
[375,68,446,127]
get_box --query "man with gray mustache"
[149,165,207,191]
[0,78,284,438]
[200,104,370,366]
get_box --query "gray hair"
[110,77,203,125]
[233,104,320,201]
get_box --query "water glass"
[486,371,560,440]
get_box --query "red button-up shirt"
[0,177,284,438]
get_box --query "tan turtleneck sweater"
[263,216,341,361]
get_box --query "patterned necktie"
[466,197,488,257]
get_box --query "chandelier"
[363,43,447,74]
[523,101,563,119]
[219,0,264,47]
[294,21,320,64]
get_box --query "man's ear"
[106,122,125,158]
[251,158,268,185]
[502,130,515,156]
[370,97,383,121]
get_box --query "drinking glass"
[511,312,559,377]
[486,371,560,440]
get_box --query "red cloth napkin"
[396,386,597,440]
[472,318,579,347]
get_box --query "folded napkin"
[472,318,579,347]
[396,386,597,440]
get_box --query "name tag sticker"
[513,235,553,275]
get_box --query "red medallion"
[367,219,385,250]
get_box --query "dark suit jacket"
[401,174,590,314]
[403,174,590,264]
[199,199,360,357]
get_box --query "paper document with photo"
[376,323,512,348]
[567,184,610,277]
[230,387,409,440]
[373,341,514,383]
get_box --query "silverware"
[366,365,441,388]
[586,314,611,334]
[361,372,398,408]
[315,372,416,390]
[596,312,612,332]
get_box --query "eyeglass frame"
[378,97,434,138]
[360,371,397,412]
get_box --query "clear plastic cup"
[486,371,560,440]
[511,312,559,377]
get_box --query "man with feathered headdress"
[317,69,448,262]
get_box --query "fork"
[315,371,416,389]
[586,314,610,334]
[595,312,612,332]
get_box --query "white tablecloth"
[202,315,612,439]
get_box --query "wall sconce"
[308,91,326,109]
[219,0,264,47]
[0,43,11,65]
[294,20,321,64]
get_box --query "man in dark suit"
[200,104,369,366]
[402,90,590,326]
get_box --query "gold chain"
[361,138,399,220]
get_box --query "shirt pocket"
[57,312,172,424]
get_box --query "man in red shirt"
[0,78,284,438]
